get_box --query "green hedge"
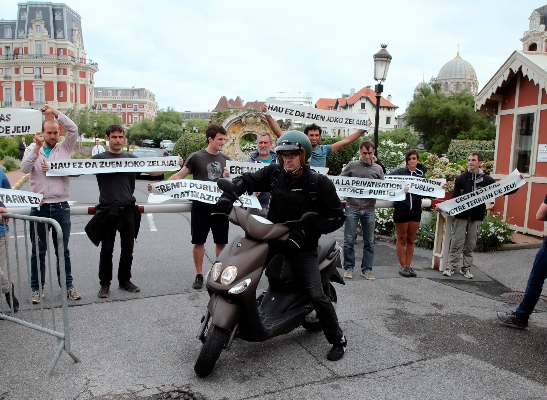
[173,132,206,160]
[447,139,495,164]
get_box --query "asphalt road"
[1,161,547,399]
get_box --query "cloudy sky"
[1,0,543,114]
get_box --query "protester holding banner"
[21,104,81,303]
[444,152,518,279]
[341,140,384,281]
[262,104,365,167]
[245,131,278,217]
[168,124,231,290]
[497,197,547,330]
[0,171,19,313]
[85,125,161,298]
[217,130,347,361]
[388,150,430,278]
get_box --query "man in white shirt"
[92,139,105,156]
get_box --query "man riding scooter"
[217,130,348,361]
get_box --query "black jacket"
[389,163,428,212]
[85,200,141,246]
[233,164,345,250]
[452,169,496,221]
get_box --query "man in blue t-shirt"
[262,105,366,167]
[245,131,278,216]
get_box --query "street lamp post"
[373,44,392,158]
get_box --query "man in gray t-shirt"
[168,124,231,289]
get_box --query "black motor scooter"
[194,179,344,377]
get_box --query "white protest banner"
[0,188,43,207]
[0,108,42,136]
[46,156,180,176]
[226,160,329,178]
[436,169,525,216]
[385,176,446,198]
[152,179,261,209]
[266,101,370,130]
[328,176,406,201]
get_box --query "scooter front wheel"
[194,323,229,377]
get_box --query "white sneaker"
[343,270,353,279]
[443,268,454,276]
[31,290,41,304]
[67,288,82,300]
[460,269,474,279]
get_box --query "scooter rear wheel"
[194,323,229,377]
[302,283,338,332]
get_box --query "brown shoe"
[119,281,140,292]
[98,284,110,298]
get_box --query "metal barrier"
[0,213,80,376]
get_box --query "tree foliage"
[377,128,420,150]
[209,110,238,125]
[65,107,122,139]
[405,82,495,154]
[173,132,206,160]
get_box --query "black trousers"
[98,208,136,285]
[267,243,344,344]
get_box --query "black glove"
[217,193,235,215]
[288,228,306,249]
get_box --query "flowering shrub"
[476,213,514,250]
[420,152,465,193]
[374,208,395,236]
[376,139,407,172]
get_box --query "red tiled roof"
[243,101,265,110]
[315,86,397,110]
[315,98,337,110]
[213,95,246,111]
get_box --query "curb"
[374,234,542,252]
[12,173,29,190]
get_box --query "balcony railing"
[3,75,11,80]
[2,54,98,67]
[29,101,45,107]
[1,101,12,107]
[34,74,42,79]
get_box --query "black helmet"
[274,130,312,166]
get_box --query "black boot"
[5,283,19,313]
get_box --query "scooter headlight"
[228,278,251,294]
[210,262,222,282]
[221,265,237,285]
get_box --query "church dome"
[436,52,479,94]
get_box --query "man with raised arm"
[21,104,81,303]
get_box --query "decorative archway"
[222,107,276,160]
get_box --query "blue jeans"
[516,242,547,321]
[343,208,375,272]
[30,202,73,291]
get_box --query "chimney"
[350,88,355,96]
[387,95,392,103]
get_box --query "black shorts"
[190,201,229,245]
[393,209,422,223]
